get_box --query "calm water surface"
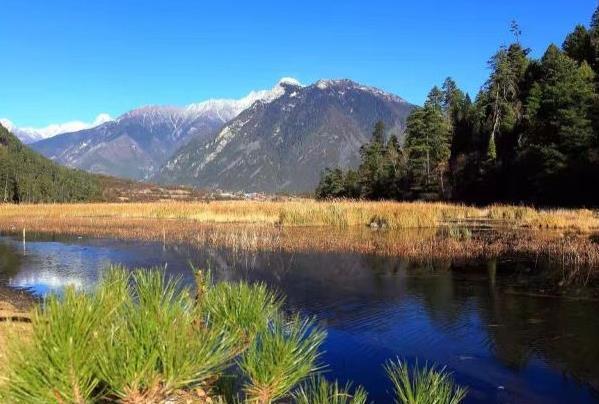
[0,233,598,403]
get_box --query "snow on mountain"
[184,77,303,120]
[156,78,415,193]
[0,114,113,144]
[31,78,304,180]
[4,78,301,146]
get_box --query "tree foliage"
[0,123,101,203]
[317,5,599,207]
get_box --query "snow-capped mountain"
[155,79,415,193]
[31,79,296,180]
[0,114,112,144]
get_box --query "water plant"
[384,359,467,404]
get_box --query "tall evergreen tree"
[483,44,529,161]
[519,45,597,203]
[358,121,388,199]
[404,88,451,199]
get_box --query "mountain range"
[0,114,113,144]
[156,79,414,192]
[25,78,415,193]
[29,80,298,180]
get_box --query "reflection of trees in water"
[407,256,599,393]
[0,243,22,278]
[474,286,599,392]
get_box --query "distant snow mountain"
[0,114,112,144]
[31,80,296,180]
[155,79,415,193]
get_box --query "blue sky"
[0,0,596,127]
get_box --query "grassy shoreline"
[1,201,598,289]
[2,200,598,231]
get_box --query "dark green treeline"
[317,8,599,207]
[0,123,101,203]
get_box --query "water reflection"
[0,234,597,403]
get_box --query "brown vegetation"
[1,210,598,286]
[2,201,598,231]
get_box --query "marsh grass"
[1,200,597,231]
[1,213,598,287]
[384,359,467,404]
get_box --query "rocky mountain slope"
[155,79,415,193]
[30,81,295,180]
[0,115,113,144]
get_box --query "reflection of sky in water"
[0,235,598,403]
[0,236,193,296]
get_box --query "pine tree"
[404,88,451,199]
[563,25,593,65]
[357,122,388,199]
[483,44,529,161]
[520,45,597,203]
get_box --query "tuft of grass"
[293,376,368,404]
[239,314,326,403]
[384,359,467,404]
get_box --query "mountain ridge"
[30,79,298,180]
[155,78,415,193]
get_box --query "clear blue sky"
[1,0,596,127]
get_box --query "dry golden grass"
[1,200,598,231]
[0,201,597,288]
[0,213,597,286]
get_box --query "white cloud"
[0,113,113,143]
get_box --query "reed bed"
[1,200,597,231]
[1,215,598,287]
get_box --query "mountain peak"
[277,77,302,87]
[314,79,407,103]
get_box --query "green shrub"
[293,376,368,404]
[94,269,237,402]
[203,280,282,347]
[384,359,467,404]
[239,314,326,403]
[2,288,115,402]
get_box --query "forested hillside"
[318,9,599,207]
[0,123,101,203]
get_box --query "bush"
[203,280,282,348]
[293,376,368,404]
[384,359,467,404]
[0,266,470,403]
[239,314,326,403]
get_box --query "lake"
[0,233,598,403]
